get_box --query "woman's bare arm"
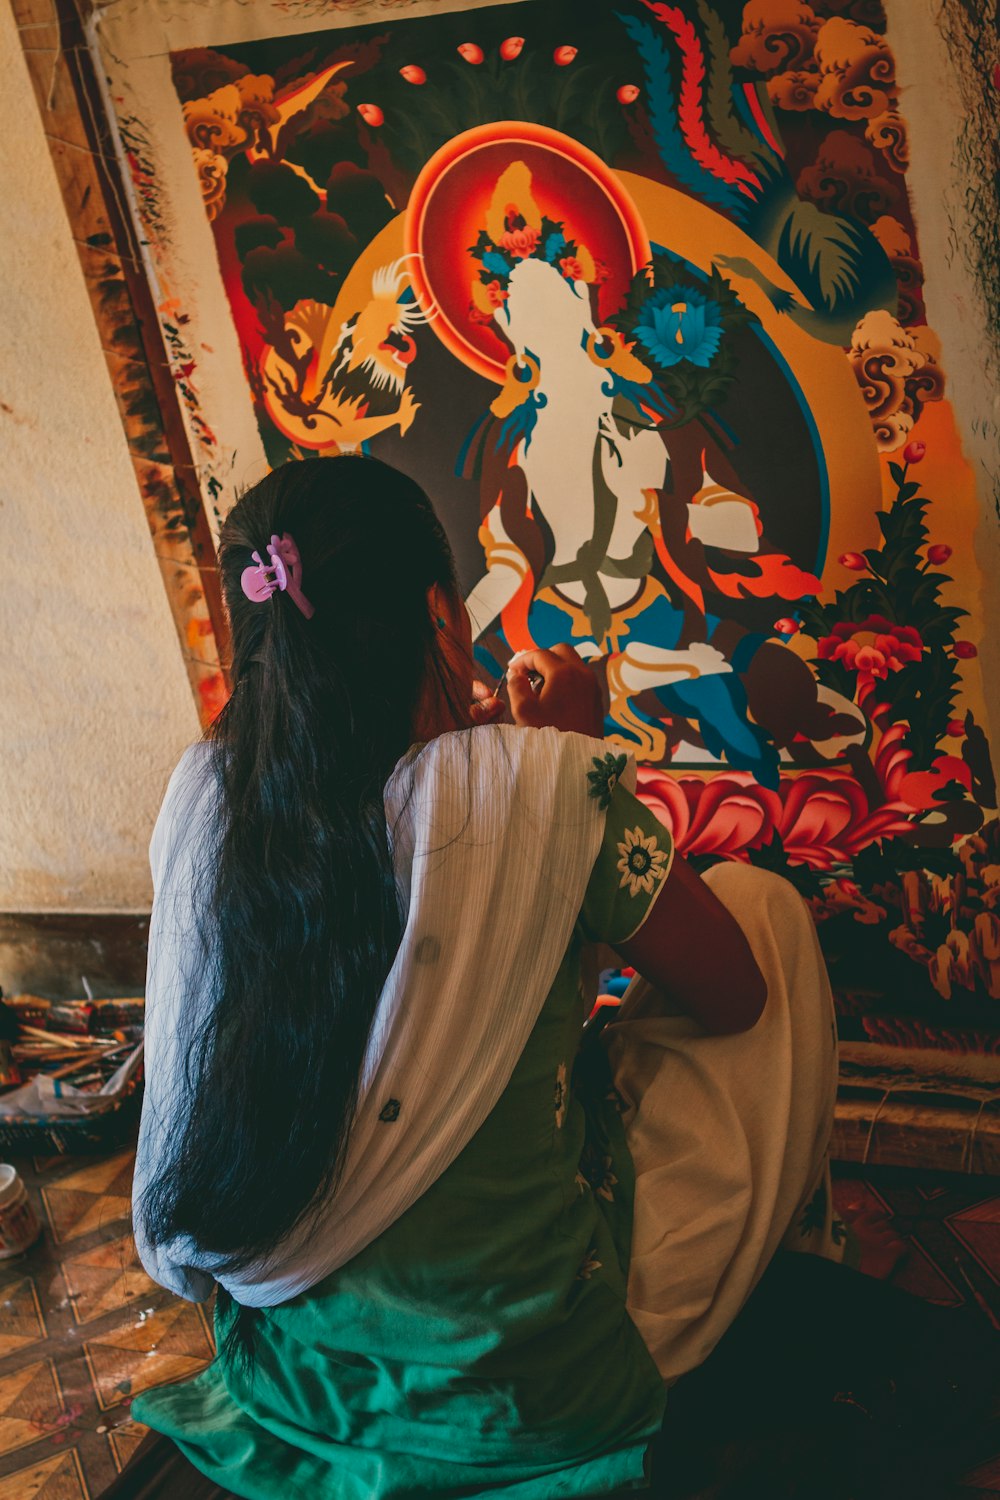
[507,644,767,1035]
[617,856,766,1035]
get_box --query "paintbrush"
[492,654,544,696]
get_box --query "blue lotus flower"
[635,285,724,369]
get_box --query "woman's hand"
[469,679,505,726]
[507,645,604,738]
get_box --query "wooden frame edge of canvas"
[12,0,231,728]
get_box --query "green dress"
[134,781,674,1498]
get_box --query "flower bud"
[902,440,926,464]
[356,103,384,126]
[500,37,524,60]
[399,65,426,84]
[953,640,978,659]
[926,544,952,565]
[554,46,578,65]
[838,552,866,571]
[946,719,965,737]
[457,43,484,64]
[617,84,640,104]
[773,618,800,635]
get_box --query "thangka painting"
[89,0,998,1050]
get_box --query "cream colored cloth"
[135,725,618,1306]
[604,862,844,1382]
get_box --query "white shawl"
[134,724,623,1306]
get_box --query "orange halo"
[404,121,652,384]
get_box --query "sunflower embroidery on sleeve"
[616,827,669,897]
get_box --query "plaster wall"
[0,0,199,914]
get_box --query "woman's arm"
[617,857,766,1034]
[508,645,767,1035]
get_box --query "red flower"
[838,552,867,571]
[953,640,978,659]
[635,767,913,872]
[773,618,800,635]
[559,255,585,281]
[499,225,540,258]
[902,440,926,464]
[926,544,952,565]
[617,84,640,104]
[817,617,923,679]
[356,104,384,127]
[484,279,507,307]
[457,43,484,64]
[946,719,965,737]
[399,65,426,85]
[500,36,525,60]
[636,771,779,860]
[899,753,973,811]
[554,46,578,65]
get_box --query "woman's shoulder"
[150,742,220,885]
[395,725,617,821]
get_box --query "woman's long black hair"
[138,456,463,1352]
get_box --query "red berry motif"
[500,37,525,60]
[554,46,578,65]
[926,544,952,565]
[399,65,426,84]
[838,553,866,571]
[953,641,978,659]
[902,440,926,464]
[356,103,384,126]
[617,84,640,104]
[458,43,485,64]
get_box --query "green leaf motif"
[587,752,628,810]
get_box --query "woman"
[111,455,848,1499]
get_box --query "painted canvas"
[89,0,998,1050]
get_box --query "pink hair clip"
[240,532,315,620]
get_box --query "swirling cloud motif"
[730,0,821,74]
[184,75,279,218]
[233,74,283,154]
[796,129,898,220]
[870,216,924,323]
[847,309,945,451]
[813,17,895,120]
[864,107,908,173]
[732,6,906,172]
[184,84,248,154]
[192,148,228,221]
[768,69,820,111]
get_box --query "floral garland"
[468,208,609,323]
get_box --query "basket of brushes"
[0,994,144,1154]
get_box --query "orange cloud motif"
[184,75,280,217]
[730,0,820,74]
[735,7,906,175]
[870,216,923,323]
[848,310,944,451]
[768,69,820,110]
[812,17,895,121]
[184,84,248,153]
[865,107,908,172]
[192,148,228,221]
